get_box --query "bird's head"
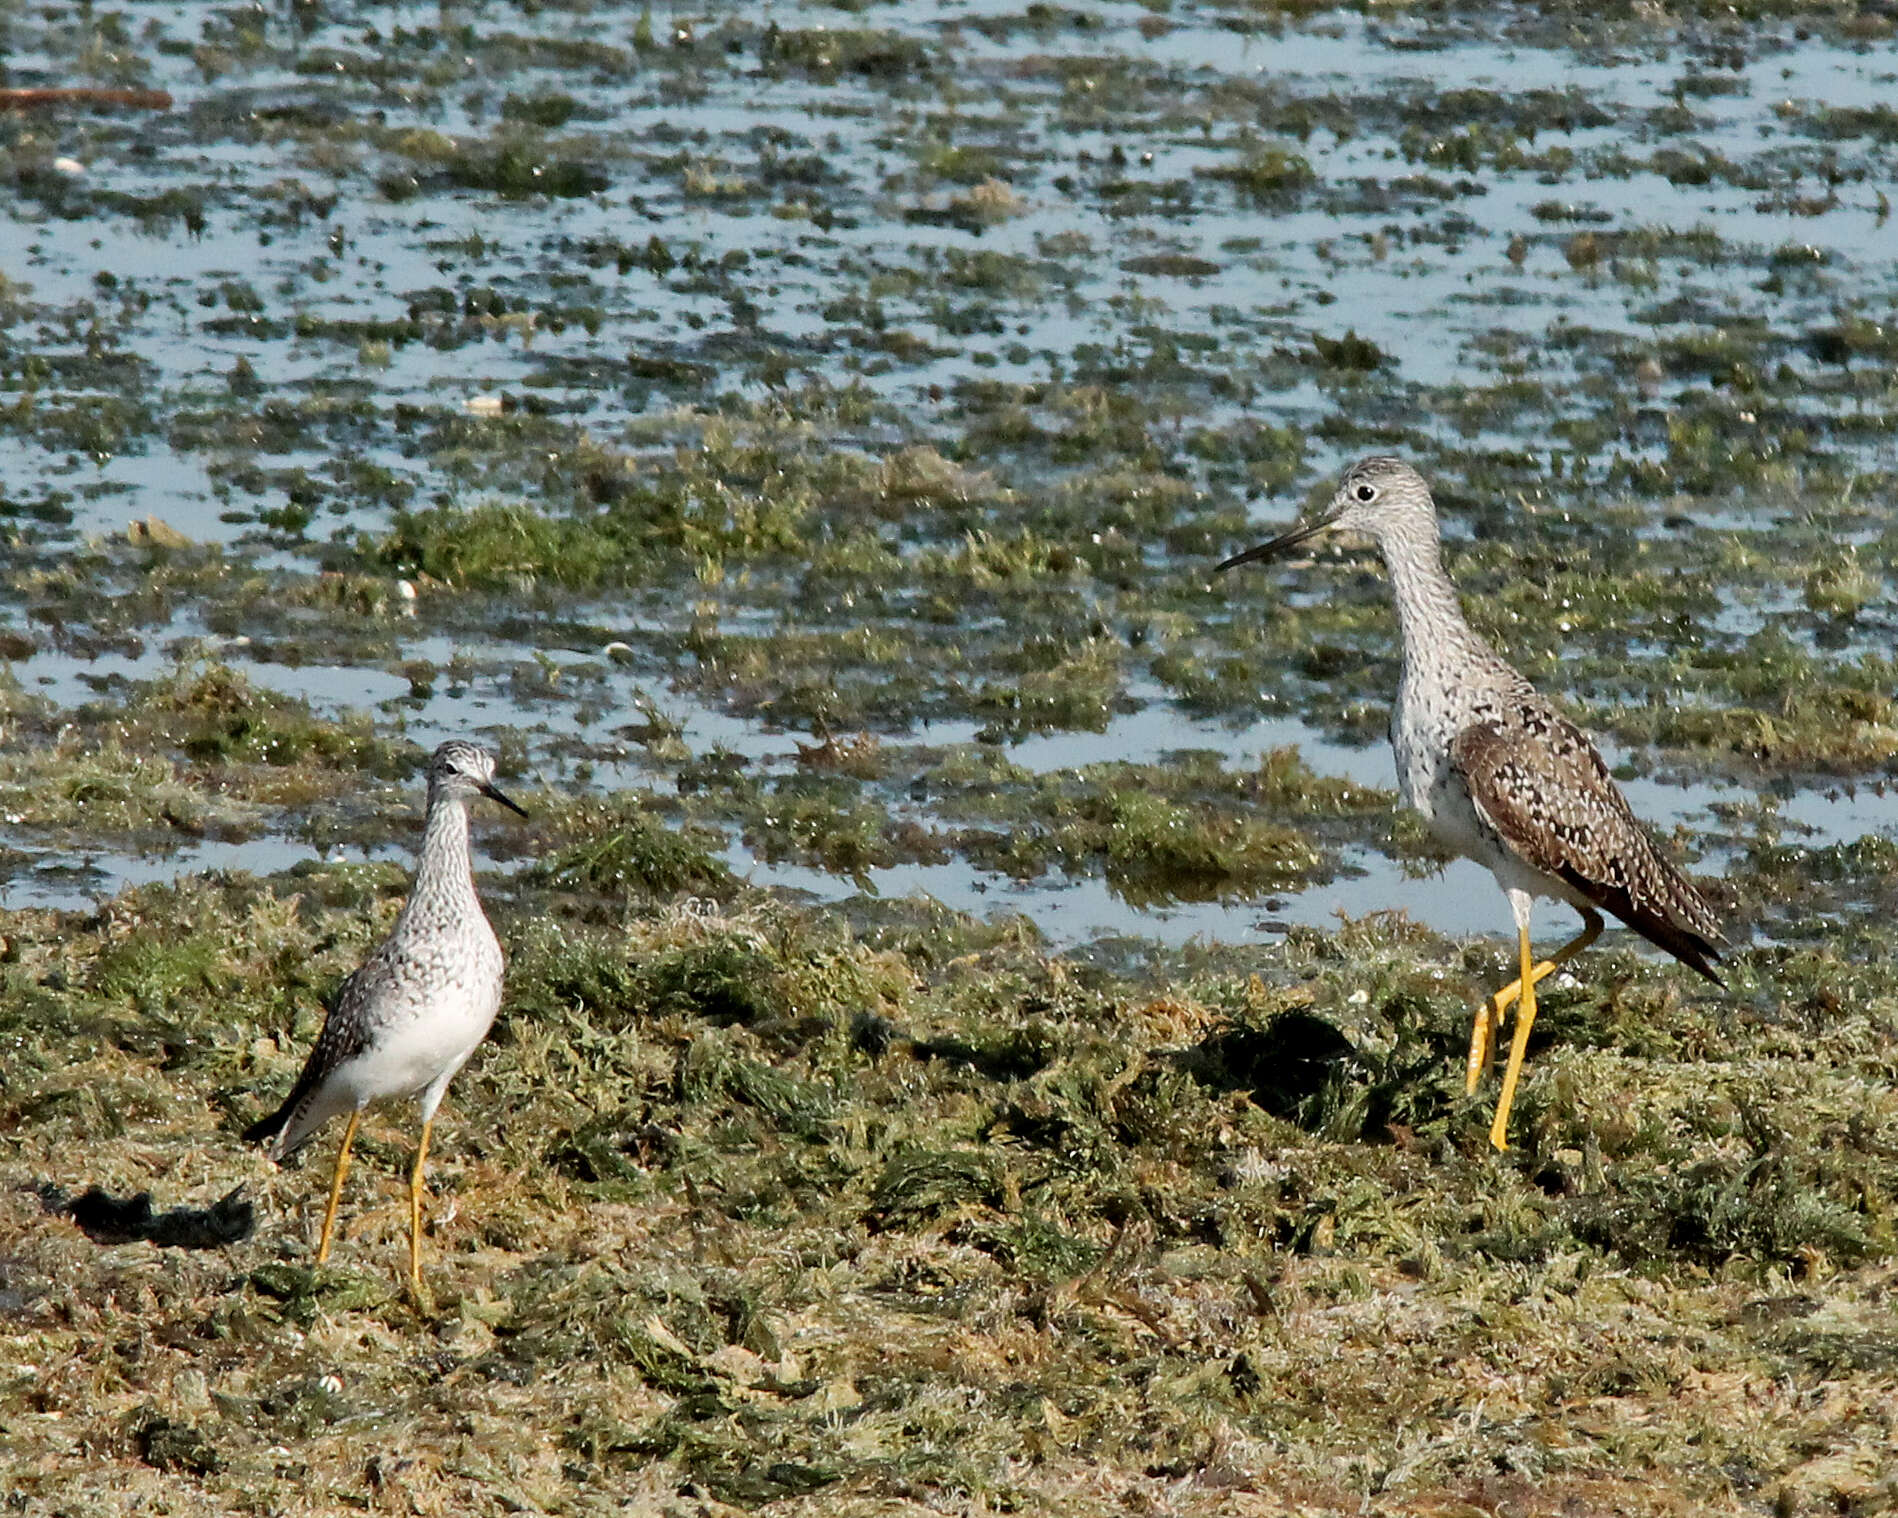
[426,740,529,817]
[1216,455,1435,572]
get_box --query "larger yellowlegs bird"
[1217,456,1723,1150]
[245,740,526,1294]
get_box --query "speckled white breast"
[330,946,502,1111]
[1392,665,1479,827]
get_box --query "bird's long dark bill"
[1215,517,1333,573]
[481,781,530,818]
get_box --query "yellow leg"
[316,1110,362,1266]
[1465,915,1604,1094]
[408,1118,433,1300]
[1489,926,1541,1151]
[1464,997,1501,1096]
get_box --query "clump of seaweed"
[529,794,734,899]
[6,823,1898,1516]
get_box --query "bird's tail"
[242,1067,326,1157]
[242,1103,291,1147]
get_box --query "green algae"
[13,866,1898,1514]
[913,746,1384,901]
[529,795,735,900]
[9,1,1898,1513]
[1199,141,1316,201]
[767,27,931,80]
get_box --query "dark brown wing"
[1451,705,1724,984]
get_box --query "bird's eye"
[1354,484,1376,502]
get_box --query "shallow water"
[4,0,1897,949]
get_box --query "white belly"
[330,982,501,1113]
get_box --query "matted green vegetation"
[8,0,1898,1512]
[7,870,1898,1514]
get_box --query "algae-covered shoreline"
[6,0,1898,1511]
[9,869,1898,1514]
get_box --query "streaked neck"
[1377,522,1485,678]
[398,790,478,926]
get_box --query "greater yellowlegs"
[245,741,527,1293]
[1218,456,1723,1150]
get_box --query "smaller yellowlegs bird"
[1217,456,1723,1150]
[246,741,526,1294]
